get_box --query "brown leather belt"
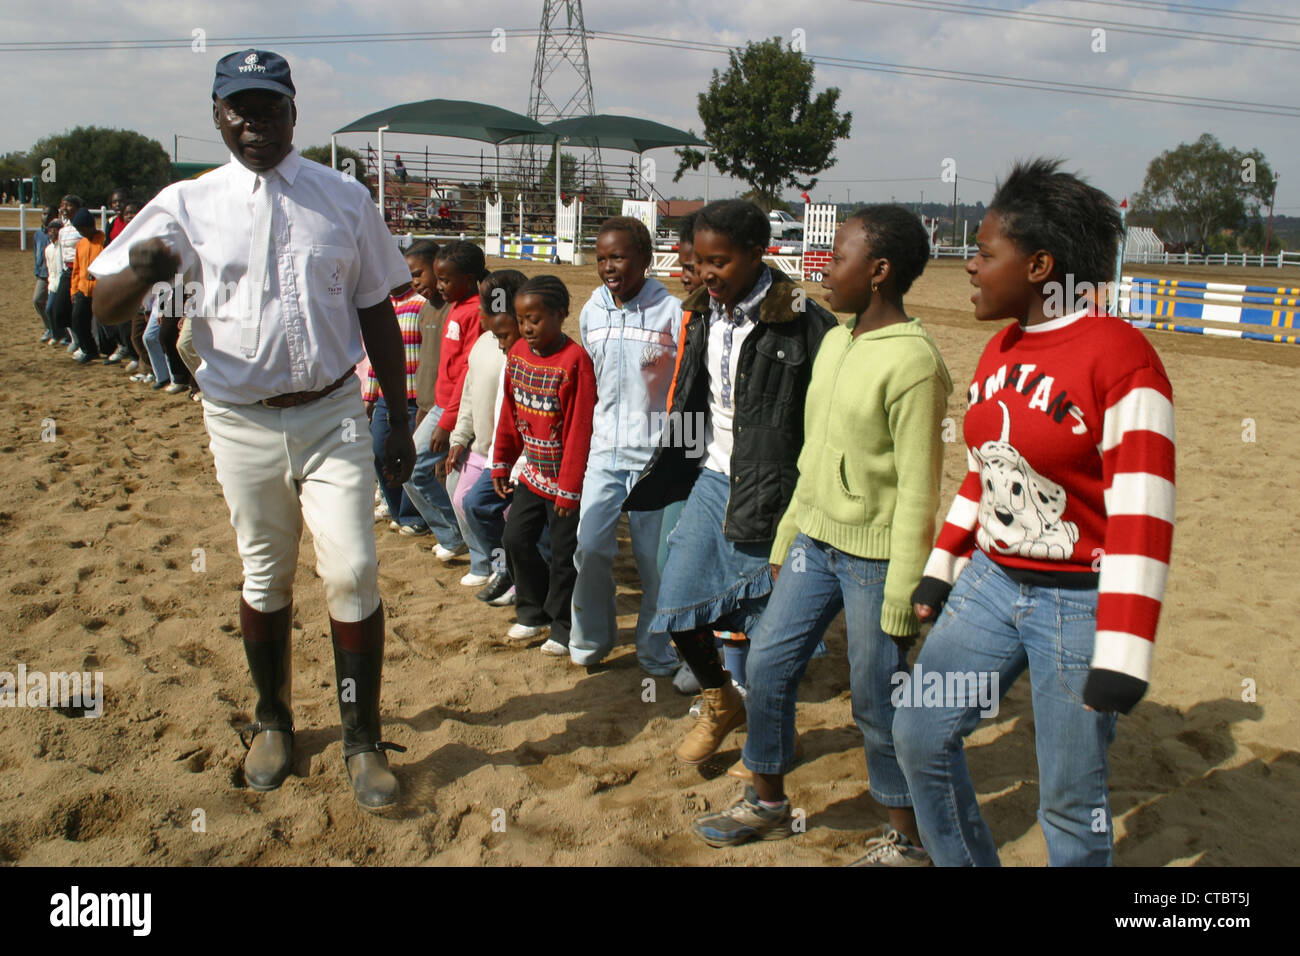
[259,368,356,408]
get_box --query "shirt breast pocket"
[752,335,805,411]
[309,244,356,313]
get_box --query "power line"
[1058,0,1300,28]
[0,29,535,53]
[846,0,1300,53]
[7,24,1300,120]
[587,30,1300,119]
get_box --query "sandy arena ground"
[0,230,1297,866]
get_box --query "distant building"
[656,199,705,219]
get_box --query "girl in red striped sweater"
[492,275,597,652]
[892,159,1175,867]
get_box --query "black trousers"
[501,481,579,641]
[157,311,191,386]
[70,293,99,358]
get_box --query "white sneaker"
[460,571,491,587]
[374,486,383,505]
[506,622,547,642]
[374,500,391,521]
[164,382,188,394]
[433,543,469,562]
[71,348,85,360]
[489,585,516,607]
[125,360,140,373]
[847,827,933,867]
[539,638,568,656]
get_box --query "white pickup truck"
[768,210,804,241]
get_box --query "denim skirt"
[650,467,774,635]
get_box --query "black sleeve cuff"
[1083,668,1147,714]
[911,576,952,616]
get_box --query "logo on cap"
[245,53,258,65]
[239,52,267,74]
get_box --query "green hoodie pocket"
[816,444,867,525]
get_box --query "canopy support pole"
[377,125,389,216]
[330,135,337,170]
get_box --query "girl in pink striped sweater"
[892,159,1175,867]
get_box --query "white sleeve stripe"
[946,494,980,531]
[1091,630,1154,682]
[923,548,965,584]
[1104,473,1175,522]
[1099,554,1169,601]
[1101,387,1175,454]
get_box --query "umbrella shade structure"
[502,114,709,153]
[334,99,549,145]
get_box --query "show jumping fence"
[1118,276,1300,345]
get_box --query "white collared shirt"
[91,148,410,404]
[702,266,772,475]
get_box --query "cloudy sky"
[5,0,1298,215]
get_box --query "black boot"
[238,599,294,791]
[330,604,405,811]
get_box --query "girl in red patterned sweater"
[491,275,597,653]
[892,159,1175,867]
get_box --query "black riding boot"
[330,604,405,811]
[239,599,294,791]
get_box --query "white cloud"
[5,0,1298,210]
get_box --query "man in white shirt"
[92,49,416,812]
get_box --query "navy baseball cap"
[212,49,295,100]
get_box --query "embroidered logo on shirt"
[327,263,343,295]
[639,343,665,368]
[446,321,461,341]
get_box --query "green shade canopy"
[334,99,549,145]
[502,114,710,153]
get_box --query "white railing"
[2,204,112,250]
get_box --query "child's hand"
[430,425,451,455]
[554,504,574,518]
[492,475,513,499]
[445,443,464,471]
[770,563,781,584]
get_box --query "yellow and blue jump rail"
[1119,276,1300,345]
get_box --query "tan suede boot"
[676,672,746,764]
[728,734,804,780]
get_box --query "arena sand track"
[0,234,1297,866]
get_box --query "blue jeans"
[371,396,424,529]
[143,311,171,384]
[462,466,507,563]
[893,549,1118,866]
[402,406,465,548]
[569,464,675,673]
[742,534,912,806]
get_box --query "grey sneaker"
[691,786,793,847]
[848,826,932,866]
[674,663,702,696]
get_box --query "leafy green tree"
[299,144,372,196]
[27,127,170,208]
[1132,133,1275,245]
[673,37,851,211]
